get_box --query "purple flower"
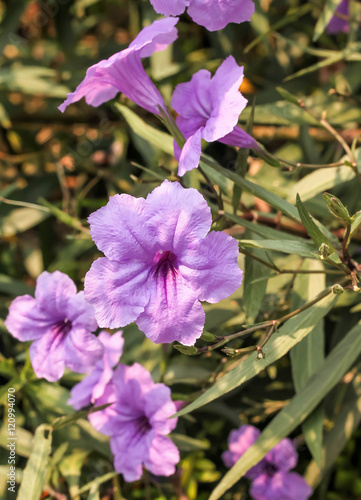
[68,330,124,410]
[59,17,178,115]
[171,56,258,176]
[326,0,349,33]
[223,425,312,500]
[88,362,179,482]
[84,180,242,346]
[149,0,255,32]
[5,271,103,383]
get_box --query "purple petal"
[64,328,104,374]
[219,125,259,150]
[178,128,203,176]
[187,0,255,31]
[327,0,349,33]
[88,383,118,435]
[65,291,98,332]
[179,230,242,303]
[144,180,212,252]
[251,472,312,500]
[59,18,178,115]
[202,56,248,142]
[67,368,102,410]
[88,194,153,262]
[266,438,298,472]
[150,0,189,16]
[5,295,52,342]
[92,331,124,400]
[111,427,150,482]
[35,271,76,319]
[84,257,152,329]
[171,69,212,119]
[144,384,178,434]
[222,425,264,479]
[29,329,66,382]
[136,273,205,345]
[144,434,180,477]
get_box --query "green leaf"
[59,450,89,498]
[209,319,361,500]
[296,194,339,253]
[350,210,361,238]
[305,368,361,487]
[240,238,318,257]
[0,207,50,237]
[17,424,53,500]
[174,293,336,418]
[202,156,301,222]
[290,259,325,467]
[313,0,343,41]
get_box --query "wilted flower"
[59,17,178,115]
[89,362,179,482]
[5,271,103,382]
[149,0,255,32]
[171,56,258,176]
[223,425,312,500]
[84,180,242,345]
[68,330,124,410]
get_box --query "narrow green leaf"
[52,403,113,430]
[17,424,52,500]
[0,208,50,237]
[305,369,361,487]
[210,319,361,500]
[313,0,343,41]
[350,210,361,238]
[296,194,339,253]
[290,259,325,467]
[240,238,318,257]
[174,293,336,418]
[202,156,301,222]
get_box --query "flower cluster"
[223,425,312,500]
[69,331,179,482]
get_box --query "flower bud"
[319,243,331,260]
[323,193,352,223]
[173,344,198,356]
[201,331,217,342]
[332,284,344,295]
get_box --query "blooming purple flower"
[68,330,124,410]
[88,362,179,482]
[171,56,258,176]
[149,0,255,32]
[5,271,103,383]
[326,0,349,33]
[59,17,178,115]
[222,425,312,500]
[84,179,242,346]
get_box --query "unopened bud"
[201,331,217,342]
[332,284,344,295]
[353,285,361,293]
[256,346,264,359]
[222,348,238,357]
[319,243,331,260]
[323,193,352,223]
[173,344,198,356]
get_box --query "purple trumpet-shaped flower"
[5,271,103,382]
[84,179,243,346]
[68,330,124,410]
[149,0,255,32]
[171,56,258,176]
[59,17,178,115]
[88,362,179,482]
[326,0,350,33]
[222,425,312,500]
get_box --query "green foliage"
[1,0,361,499]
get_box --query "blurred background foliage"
[1,0,361,499]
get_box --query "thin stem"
[198,165,224,216]
[0,196,50,213]
[342,223,351,262]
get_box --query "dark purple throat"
[135,415,152,436]
[152,250,178,280]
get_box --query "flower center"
[265,462,278,478]
[135,415,152,436]
[54,318,72,338]
[152,250,178,279]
